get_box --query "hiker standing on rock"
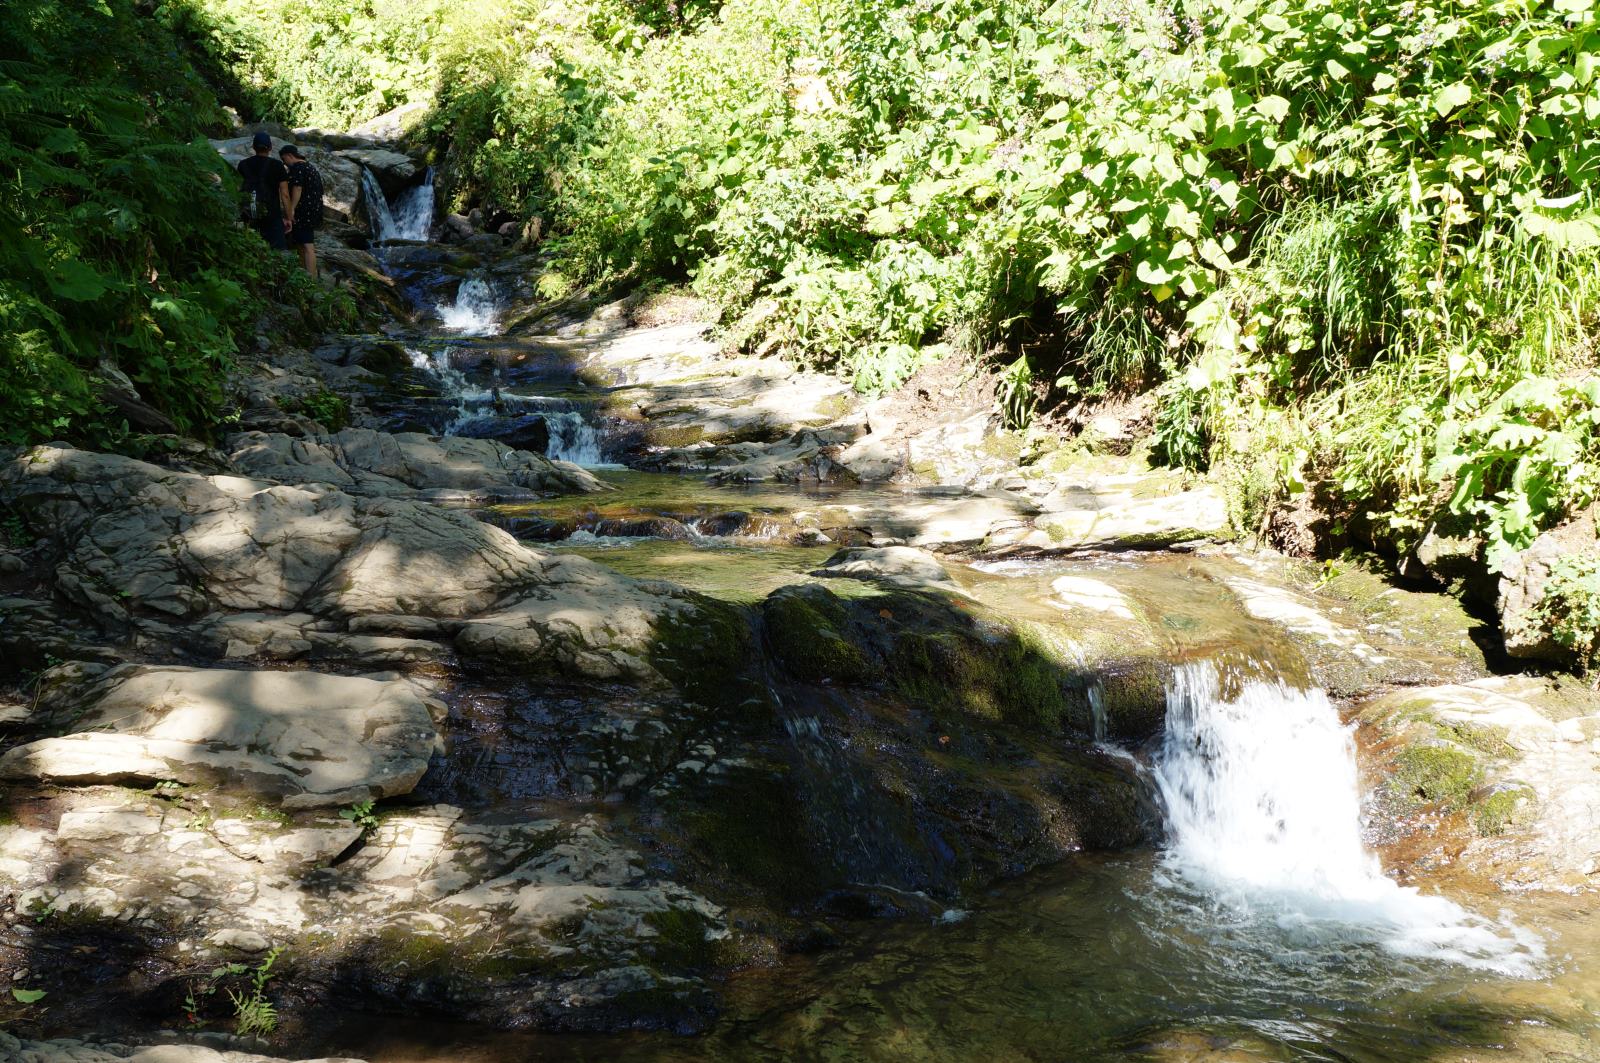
[236,131,290,251]
[280,145,325,277]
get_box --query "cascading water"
[544,410,605,465]
[360,166,434,243]
[439,276,502,335]
[1151,659,1543,975]
[406,347,495,434]
[390,167,435,241]
[360,168,399,242]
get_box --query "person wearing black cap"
[236,131,290,251]
[279,145,324,276]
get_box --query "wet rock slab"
[228,427,606,499]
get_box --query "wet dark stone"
[474,413,552,454]
[593,516,695,540]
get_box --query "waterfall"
[1151,659,1542,975]
[543,410,605,465]
[406,347,494,435]
[439,276,501,335]
[391,167,435,241]
[360,166,433,243]
[360,168,398,242]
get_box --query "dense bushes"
[0,0,348,448]
[178,0,1600,568]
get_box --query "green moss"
[890,622,1069,731]
[1439,719,1515,758]
[816,393,854,421]
[978,431,1025,461]
[647,425,706,449]
[1391,744,1483,810]
[681,767,821,904]
[1472,786,1532,836]
[365,924,456,976]
[642,908,728,971]
[763,585,872,684]
[281,388,350,431]
[649,595,759,710]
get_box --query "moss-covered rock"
[648,593,761,711]
[763,584,873,684]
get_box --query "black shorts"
[253,217,288,251]
[290,220,317,246]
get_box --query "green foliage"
[1532,553,1600,669]
[1430,377,1600,571]
[186,946,281,1037]
[0,0,341,448]
[11,987,46,1005]
[283,388,351,431]
[339,799,378,834]
[182,0,1600,604]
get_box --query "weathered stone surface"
[996,475,1230,551]
[227,428,606,498]
[332,147,418,196]
[1498,509,1600,664]
[0,447,700,682]
[1359,677,1600,891]
[0,665,440,807]
[1,791,725,1029]
[0,1032,364,1063]
[813,546,958,591]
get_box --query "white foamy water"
[1151,660,1543,976]
[543,409,605,465]
[390,168,434,241]
[360,166,433,242]
[407,347,494,434]
[439,276,501,335]
[361,168,398,242]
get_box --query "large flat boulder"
[333,147,418,197]
[227,427,607,499]
[0,447,714,683]
[0,665,440,808]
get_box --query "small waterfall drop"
[360,168,398,242]
[406,346,494,434]
[544,410,605,465]
[360,167,433,243]
[390,167,435,241]
[439,276,502,335]
[1151,660,1542,975]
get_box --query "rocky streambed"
[4,137,1600,1063]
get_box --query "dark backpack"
[238,156,282,223]
[293,162,325,226]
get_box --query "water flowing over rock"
[438,274,501,334]
[388,167,435,241]
[334,147,419,197]
[1154,660,1543,975]
[227,427,606,499]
